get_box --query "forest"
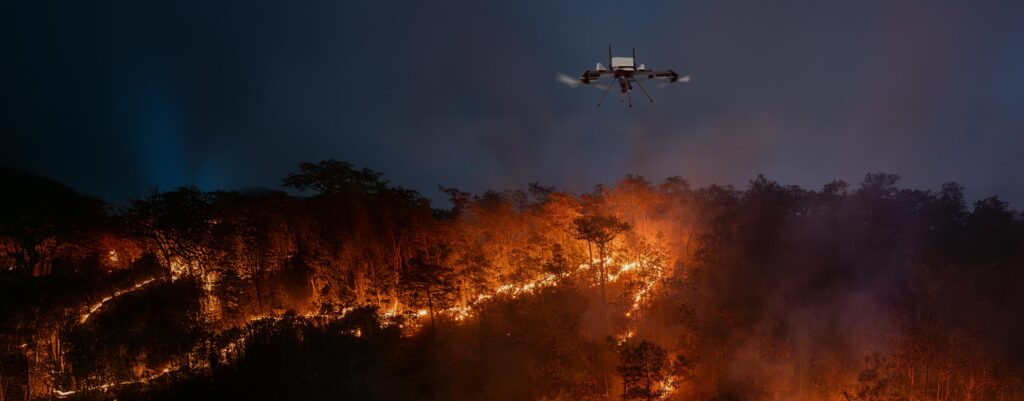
[1,160,1023,401]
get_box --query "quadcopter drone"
[558,45,690,107]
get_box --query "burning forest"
[1,161,1024,401]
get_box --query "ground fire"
[2,163,1023,401]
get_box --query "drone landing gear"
[595,78,655,109]
[597,77,617,107]
[633,78,654,104]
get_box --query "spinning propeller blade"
[556,73,582,88]
[658,75,692,89]
[557,73,609,90]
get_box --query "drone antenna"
[632,47,636,69]
[608,44,612,69]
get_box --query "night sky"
[3,0,1024,206]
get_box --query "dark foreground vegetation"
[1,161,1023,401]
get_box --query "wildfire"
[79,278,158,324]
[53,364,178,398]
[64,241,679,399]
[659,374,679,400]
[421,254,669,336]
[616,329,636,345]
[214,307,359,365]
[606,261,637,282]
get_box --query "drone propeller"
[556,73,609,90]
[556,73,582,88]
[658,74,692,89]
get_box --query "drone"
[558,45,690,107]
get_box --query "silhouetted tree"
[127,187,215,276]
[282,159,387,196]
[0,168,105,275]
[400,256,457,328]
[573,214,629,333]
[617,340,671,401]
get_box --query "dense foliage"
[1,163,1022,401]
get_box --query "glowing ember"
[616,329,636,345]
[53,364,179,398]
[606,261,637,282]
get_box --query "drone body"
[559,45,690,107]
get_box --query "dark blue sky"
[3,0,1024,206]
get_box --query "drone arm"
[654,70,681,82]
[580,70,613,83]
[632,70,681,81]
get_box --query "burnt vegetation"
[1,162,1023,401]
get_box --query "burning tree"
[572,214,629,333]
[400,256,457,328]
[8,160,1024,401]
[126,187,217,277]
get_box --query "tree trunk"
[645,371,653,401]
[909,364,915,401]
[252,277,264,315]
[598,243,608,336]
[427,288,435,328]
[945,374,950,401]
[22,356,28,401]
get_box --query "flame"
[79,278,158,324]
[616,330,636,345]
[606,261,637,282]
[53,364,178,398]
[658,374,679,400]
[215,307,359,365]
[62,234,681,399]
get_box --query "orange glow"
[79,278,158,324]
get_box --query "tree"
[64,278,207,384]
[282,159,387,197]
[572,214,629,333]
[542,243,571,276]
[0,168,105,275]
[126,187,215,276]
[210,191,297,315]
[400,256,457,328]
[856,172,901,199]
[938,182,967,219]
[843,353,899,401]
[822,179,849,197]
[617,340,671,401]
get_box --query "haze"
[3,0,1023,204]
